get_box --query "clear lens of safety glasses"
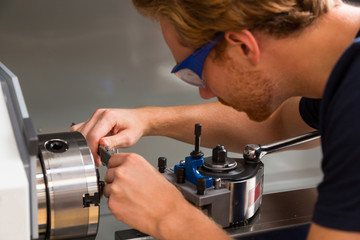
[174,68,205,88]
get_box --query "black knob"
[158,157,167,173]
[176,166,186,184]
[212,145,227,164]
[197,178,207,195]
[191,123,204,159]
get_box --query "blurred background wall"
[0,0,345,239]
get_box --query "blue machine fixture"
[174,124,213,188]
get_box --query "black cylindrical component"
[197,178,207,195]
[158,157,167,173]
[194,123,201,153]
[176,166,186,184]
[212,145,227,164]
[191,124,204,159]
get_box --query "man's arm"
[104,152,232,240]
[72,96,317,165]
[146,96,318,152]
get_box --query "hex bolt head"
[212,145,227,164]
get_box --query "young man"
[72,0,360,239]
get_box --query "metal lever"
[190,123,204,159]
[243,131,321,162]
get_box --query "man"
[72,0,360,239]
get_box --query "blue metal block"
[174,156,212,188]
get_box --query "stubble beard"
[218,97,272,122]
[217,69,278,122]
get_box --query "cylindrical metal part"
[197,178,206,195]
[158,157,167,173]
[191,124,204,159]
[194,123,201,153]
[203,145,237,172]
[212,145,227,164]
[36,132,100,239]
[176,166,186,184]
[214,178,222,189]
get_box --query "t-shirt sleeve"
[299,97,321,130]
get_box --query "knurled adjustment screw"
[158,157,167,173]
[212,145,227,164]
[197,178,207,195]
[176,166,186,184]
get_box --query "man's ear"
[224,30,260,65]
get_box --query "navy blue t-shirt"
[299,31,360,231]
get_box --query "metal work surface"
[115,188,317,240]
[227,188,316,238]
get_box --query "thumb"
[99,137,111,147]
[101,129,137,149]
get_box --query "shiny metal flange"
[202,157,238,172]
[36,132,100,240]
[202,145,238,172]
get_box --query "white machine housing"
[0,62,32,239]
[0,62,101,240]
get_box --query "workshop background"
[3,1,358,239]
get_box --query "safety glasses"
[171,32,224,88]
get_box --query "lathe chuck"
[36,132,101,240]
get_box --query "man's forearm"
[143,101,251,151]
[142,98,315,153]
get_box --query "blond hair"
[133,0,338,49]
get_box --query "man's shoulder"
[312,31,360,233]
[322,35,360,108]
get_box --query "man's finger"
[107,153,129,168]
[103,183,111,198]
[70,122,84,132]
[103,129,136,149]
[104,167,116,184]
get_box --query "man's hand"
[71,108,151,166]
[103,152,232,240]
[103,152,184,238]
